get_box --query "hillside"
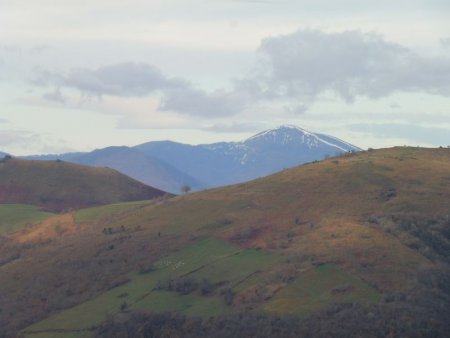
[0,204,55,235]
[0,157,168,212]
[1,147,450,337]
[70,146,205,194]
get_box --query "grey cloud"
[30,44,50,54]
[389,102,401,109]
[203,121,267,133]
[224,0,278,3]
[258,29,450,102]
[33,30,450,120]
[0,129,72,154]
[54,62,184,97]
[1,44,48,56]
[38,62,247,117]
[0,118,8,123]
[348,123,450,146]
[160,86,251,117]
[441,38,450,48]
[31,70,62,87]
[43,88,66,103]
[0,130,42,147]
[283,103,309,114]
[0,44,22,54]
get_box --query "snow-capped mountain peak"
[244,125,355,152]
[203,125,360,167]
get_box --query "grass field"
[22,238,281,338]
[0,204,54,235]
[23,252,381,337]
[265,263,381,315]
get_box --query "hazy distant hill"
[134,140,232,187]
[24,152,86,161]
[135,125,361,186]
[16,125,359,193]
[0,157,168,212]
[3,147,450,337]
[71,146,205,194]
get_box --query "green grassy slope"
[0,157,169,212]
[0,204,54,235]
[1,147,450,337]
[74,200,154,224]
[22,239,379,338]
[22,238,281,337]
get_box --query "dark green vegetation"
[94,303,450,338]
[0,157,168,212]
[1,147,450,337]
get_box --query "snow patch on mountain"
[205,125,359,165]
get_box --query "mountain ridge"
[17,125,360,193]
[135,125,360,187]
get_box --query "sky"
[1,0,450,155]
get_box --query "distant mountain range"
[9,125,360,194]
[135,125,360,188]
